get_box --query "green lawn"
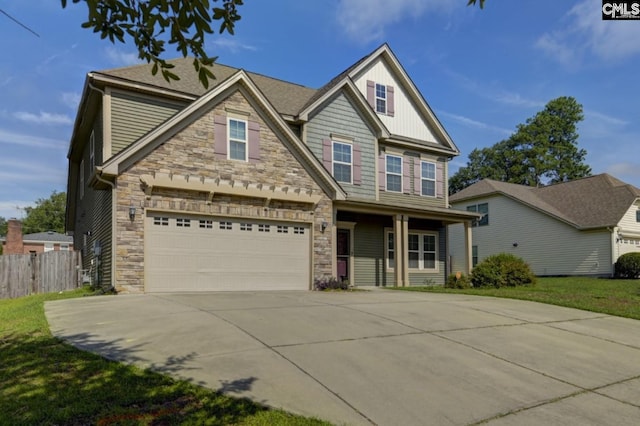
[392,277,640,320]
[0,289,330,426]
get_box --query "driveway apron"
[46,290,640,425]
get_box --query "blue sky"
[1,0,639,220]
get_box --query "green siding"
[306,92,377,200]
[353,218,387,286]
[111,91,183,156]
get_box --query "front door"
[337,228,350,283]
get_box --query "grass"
[0,288,331,426]
[392,277,640,320]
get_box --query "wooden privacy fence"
[0,251,82,299]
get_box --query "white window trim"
[228,117,248,162]
[375,83,387,114]
[89,130,95,171]
[332,141,353,184]
[385,230,439,272]
[421,160,436,198]
[79,159,85,200]
[385,154,403,193]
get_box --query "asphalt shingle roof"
[96,59,318,117]
[450,174,640,229]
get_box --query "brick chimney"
[5,219,24,254]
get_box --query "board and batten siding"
[449,195,613,276]
[306,92,377,199]
[110,90,184,156]
[352,57,439,144]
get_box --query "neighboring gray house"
[448,174,640,277]
[65,43,478,293]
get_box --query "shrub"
[471,253,536,288]
[614,253,640,279]
[314,276,349,291]
[445,272,472,289]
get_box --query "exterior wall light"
[129,205,136,221]
[321,221,328,233]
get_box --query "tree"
[61,0,244,88]
[467,0,486,8]
[450,96,591,194]
[0,217,6,255]
[21,191,67,235]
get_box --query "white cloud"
[0,129,67,150]
[607,162,640,178]
[439,111,512,136]
[210,38,258,53]
[61,92,81,111]
[0,201,31,220]
[105,47,142,66]
[536,0,640,66]
[336,0,452,43]
[585,110,629,126]
[13,111,73,125]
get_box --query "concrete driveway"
[46,289,640,425]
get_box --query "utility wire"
[0,8,40,38]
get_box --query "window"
[375,83,387,114]
[199,219,213,229]
[386,155,402,192]
[472,245,478,268]
[294,227,305,235]
[44,243,54,252]
[277,225,288,233]
[89,130,95,171]
[176,218,191,227]
[154,217,169,226]
[228,118,247,161]
[258,224,270,232]
[240,223,252,231]
[79,159,85,199]
[421,161,436,197]
[60,244,70,251]
[220,221,232,230]
[332,142,352,183]
[467,203,489,227]
[636,209,640,223]
[386,231,438,271]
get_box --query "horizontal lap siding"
[450,195,613,276]
[353,218,386,286]
[306,93,376,199]
[110,91,184,155]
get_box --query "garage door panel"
[146,214,310,292]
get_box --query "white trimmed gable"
[352,57,439,143]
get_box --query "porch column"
[331,206,338,279]
[402,215,410,287]
[394,214,403,287]
[464,221,473,274]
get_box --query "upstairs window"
[228,118,247,161]
[386,155,402,193]
[467,203,489,227]
[421,161,436,197]
[375,83,387,114]
[636,209,640,223]
[333,141,352,184]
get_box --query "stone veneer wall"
[114,90,333,293]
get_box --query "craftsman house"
[66,44,477,292]
[448,174,640,277]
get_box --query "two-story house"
[66,44,477,293]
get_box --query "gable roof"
[450,174,640,229]
[100,69,346,201]
[95,60,317,118]
[23,231,74,243]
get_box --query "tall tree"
[61,0,244,88]
[450,96,591,194]
[0,217,6,255]
[21,191,67,235]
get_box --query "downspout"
[608,226,618,277]
[94,171,117,292]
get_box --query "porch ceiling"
[334,199,479,224]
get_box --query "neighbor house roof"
[450,174,640,230]
[23,231,73,243]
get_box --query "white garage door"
[145,213,311,292]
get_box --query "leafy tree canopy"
[61,0,244,88]
[21,191,67,235]
[467,0,486,8]
[450,96,591,194]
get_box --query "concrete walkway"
[46,290,640,425]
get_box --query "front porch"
[331,201,477,287]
